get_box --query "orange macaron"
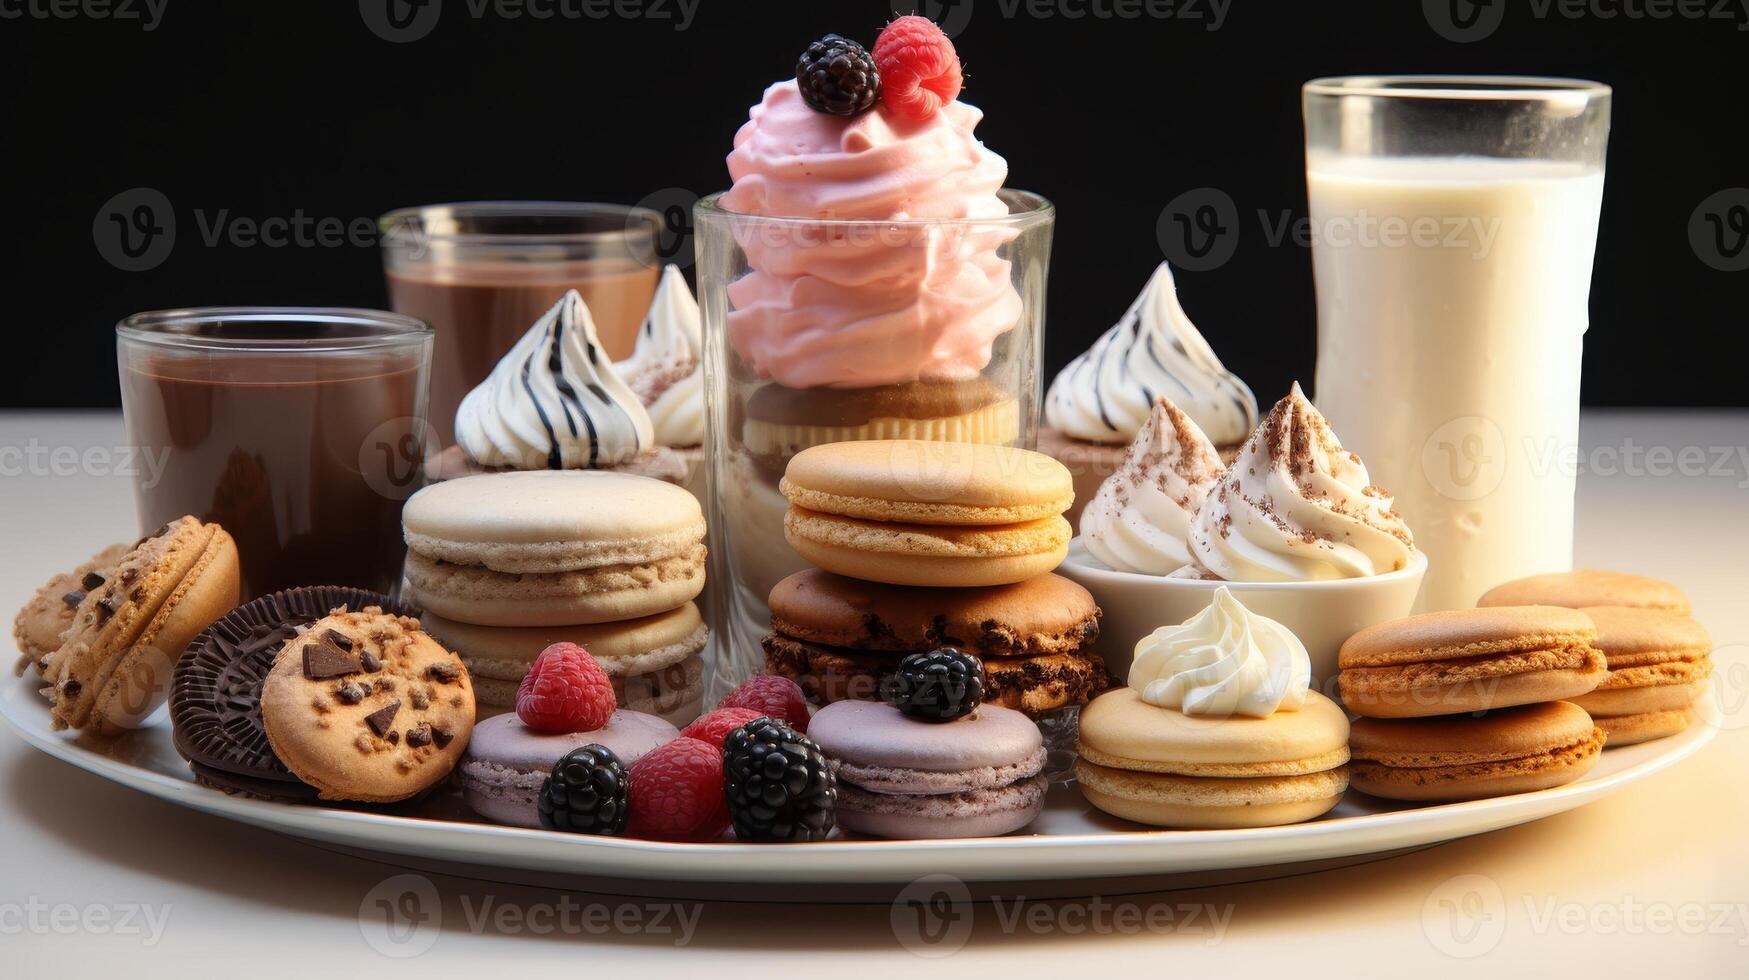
[1348,700,1606,802]
[1570,605,1713,746]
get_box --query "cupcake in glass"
[696,18,1056,688]
[1041,261,1257,528]
[425,288,687,486]
[1060,384,1426,685]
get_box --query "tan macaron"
[1478,568,1690,615]
[780,440,1073,588]
[1337,605,1607,719]
[1568,605,1712,745]
[44,517,240,735]
[1074,688,1350,829]
[1348,701,1606,802]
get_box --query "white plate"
[1,675,1712,885]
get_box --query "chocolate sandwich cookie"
[762,569,1108,716]
[12,543,129,676]
[260,608,474,803]
[170,587,407,801]
[741,378,1020,474]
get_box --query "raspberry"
[874,15,963,122]
[625,737,729,842]
[680,707,765,749]
[717,675,811,733]
[515,643,616,734]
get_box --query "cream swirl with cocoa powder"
[1081,397,1225,575]
[617,265,705,449]
[456,290,653,470]
[719,79,1019,389]
[1188,383,1415,581]
[1045,262,1256,447]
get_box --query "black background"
[3,0,1745,409]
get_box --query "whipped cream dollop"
[1046,262,1257,447]
[1081,397,1226,575]
[456,290,653,470]
[1129,587,1311,718]
[1188,383,1415,581]
[719,79,1019,389]
[617,265,705,449]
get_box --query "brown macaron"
[44,517,241,734]
[1348,701,1606,801]
[762,569,1108,717]
[1569,605,1713,746]
[1338,605,1607,719]
[1478,568,1690,616]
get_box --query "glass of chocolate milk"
[379,202,663,445]
[117,308,433,600]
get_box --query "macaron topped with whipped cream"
[1074,588,1349,828]
[1041,262,1257,526]
[1079,396,1227,576]
[1184,382,1414,582]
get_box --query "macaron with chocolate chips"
[260,608,474,803]
[12,542,129,676]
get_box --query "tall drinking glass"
[380,202,663,445]
[695,191,1056,695]
[1304,77,1611,611]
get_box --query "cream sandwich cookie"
[1570,606,1713,745]
[808,699,1047,839]
[402,471,706,627]
[421,603,709,715]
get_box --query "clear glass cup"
[379,202,663,445]
[117,308,433,600]
[695,190,1056,694]
[1304,76,1611,611]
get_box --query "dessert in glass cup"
[695,19,1056,688]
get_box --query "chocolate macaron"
[1348,701,1606,801]
[763,569,1107,716]
[1338,606,1608,719]
[1570,606,1713,745]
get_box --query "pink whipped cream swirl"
[719,79,1020,389]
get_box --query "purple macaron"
[459,709,678,828]
[807,699,1048,839]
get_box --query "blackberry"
[538,744,629,835]
[882,648,983,722]
[722,717,836,842]
[795,34,881,116]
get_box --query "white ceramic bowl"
[1058,541,1428,690]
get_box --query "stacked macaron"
[1481,569,1710,745]
[1074,588,1351,828]
[402,471,710,725]
[766,440,1107,732]
[1337,605,1610,801]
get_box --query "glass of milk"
[1303,76,1611,612]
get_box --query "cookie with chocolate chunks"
[170,586,408,802]
[261,608,474,803]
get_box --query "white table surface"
[4,409,1747,977]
